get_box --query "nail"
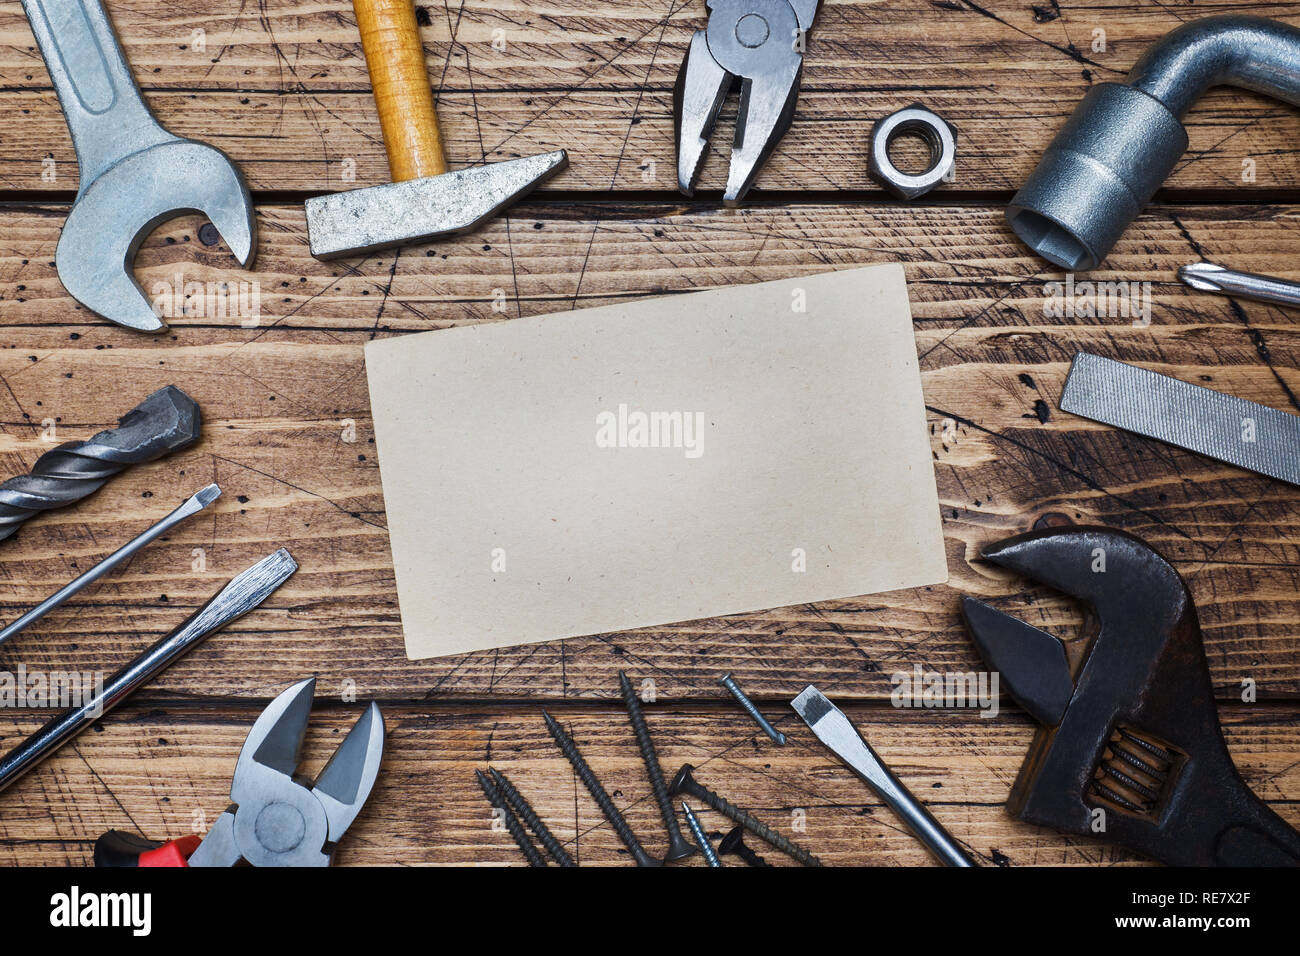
[718,673,787,745]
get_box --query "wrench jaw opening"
[55,140,257,334]
[965,525,1300,866]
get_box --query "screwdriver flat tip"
[0,481,226,647]
[192,482,222,507]
[192,548,297,632]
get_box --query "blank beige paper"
[366,264,947,660]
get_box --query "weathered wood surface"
[1,0,1299,865]
[1,0,1299,194]
[0,702,1294,867]
[1,201,1299,706]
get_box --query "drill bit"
[0,386,201,543]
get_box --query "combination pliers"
[675,0,821,204]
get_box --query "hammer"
[305,0,568,259]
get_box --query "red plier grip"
[94,830,202,867]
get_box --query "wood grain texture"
[0,201,1298,707]
[1,0,1299,193]
[0,0,1298,866]
[0,702,1294,866]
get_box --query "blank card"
[366,264,947,660]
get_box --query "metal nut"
[868,105,957,200]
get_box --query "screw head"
[718,825,747,856]
[662,830,699,863]
[668,764,696,796]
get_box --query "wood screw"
[619,671,698,862]
[542,709,661,867]
[669,763,823,866]
[719,825,772,866]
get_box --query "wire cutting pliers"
[94,678,385,867]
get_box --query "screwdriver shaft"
[0,549,296,796]
[0,484,221,646]
[1179,261,1300,309]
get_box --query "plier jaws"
[675,0,819,204]
[95,678,385,867]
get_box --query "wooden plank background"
[0,0,1297,866]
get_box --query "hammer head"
[304,150,568,260]
[56,140,257,334]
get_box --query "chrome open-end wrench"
[22,0,256,332]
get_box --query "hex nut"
[868,105,957,200]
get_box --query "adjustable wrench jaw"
[674,0,818,204]
[964,526,1300,866]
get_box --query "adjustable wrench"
[961,526,1300,866]
[22,0,256,332]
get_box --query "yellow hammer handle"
[353,0,447,181]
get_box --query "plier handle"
[94,831,202,867]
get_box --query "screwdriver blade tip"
[191,483,222,507]
[211,548,297,616]
[790,684,832,724]
[1178,261,1226,292]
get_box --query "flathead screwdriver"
[0,483,221,646]
[0,548,296,796]
[792,684,975,867]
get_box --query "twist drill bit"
[542,709,661,867]
[476,770,546,867]
[0,386,201,543]
[488,768,576,867]
[618,671,697,862]
[669,764,824,866]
